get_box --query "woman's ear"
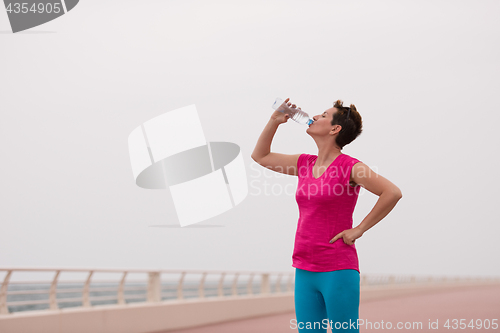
[330,124,341,135]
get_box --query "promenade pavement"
[163,284,500,333]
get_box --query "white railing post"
[147,272,161,303]
[118,271,127,305]
[231,273,239,297]
[261,273,270,294]
[199,272,207,298]
[0,270,12,314]
[83,271,93,308]
[49,270,61,310]
[177,272,185,300]
[218,273,226,297]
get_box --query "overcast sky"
[1,0,499,282]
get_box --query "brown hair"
[331,100,363,149]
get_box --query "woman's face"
[306,107,340,135]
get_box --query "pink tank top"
[293,153,362,273]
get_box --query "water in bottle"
[272,98,314,126]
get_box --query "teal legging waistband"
[294,268,360,332]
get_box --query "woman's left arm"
[352,162,402,233]
[329,162,402,245]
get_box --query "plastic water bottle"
[272,98,314,126]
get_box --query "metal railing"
[1,267,499,315]
[0,267,294,315]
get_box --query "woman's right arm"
[251,99,301,176]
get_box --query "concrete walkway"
[163,284,500,333]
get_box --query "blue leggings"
[294,268,360,332]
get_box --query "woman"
[251,98,402,332]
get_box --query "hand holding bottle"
[270,98,300,125]
[272,97,313,126]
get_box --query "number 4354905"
[6,3,62,14]
[444,319,498,330]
